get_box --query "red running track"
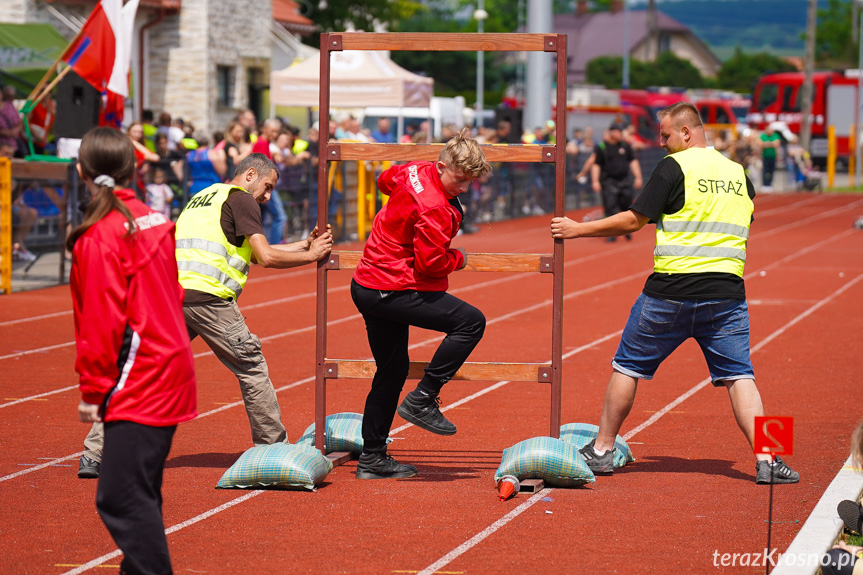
[1,193,862,574]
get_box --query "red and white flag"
[61,0,140,127]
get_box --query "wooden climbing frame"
[314,32,567,459]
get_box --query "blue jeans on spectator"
[612,293,754,385]
[261,191,287,244]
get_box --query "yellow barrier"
[827,125,836,189]
[850,124,857,187]
[704,123,738,141]
[0,157,11,294]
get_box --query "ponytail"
[66,127,137,252]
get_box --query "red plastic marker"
[497,475,520,501]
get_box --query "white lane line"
[0,384,78,410]
[58,490,267,575]
[50,268,862,574]
[0,310,72,327]
[416,489,553,575]
[413,273,863,575]
[0,452,83,483]
[52,328,626,573]
[2,195,854,365]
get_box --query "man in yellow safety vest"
[550,102,799,486]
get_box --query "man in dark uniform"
[591,122,643,241]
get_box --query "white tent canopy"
[270,50,434,108]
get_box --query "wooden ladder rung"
[336,32,556,53]
[325,360,552,383]
[327,142,556,163]
[326,251,553,273]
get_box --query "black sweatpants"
[97,421,176,575]
[350,280,486,451]
[600,177,634,218]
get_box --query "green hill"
[641,0,835,59]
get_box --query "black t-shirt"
[594,141,634,181]
[184,189,265,305]
[630,155,756,300]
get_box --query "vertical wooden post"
[0,158,11,294]
[315,33,335,455]
[550,34,566,438]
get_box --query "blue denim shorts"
[612,293,754,386]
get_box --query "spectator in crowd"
[157,112,185,152]
[126,122,159,197]
[237,109,258,143]
[151,132,186,191]
[580,122,642,242]
[186,132,227,196]
[221,120,251,177]
[4,140,38,262]
[146,167,174,220]
[760,124,781,191]
[141,109,158,152]
[400,123,418,144]
[69,126,196,574]
[252,118,288,244]
[0,85,22,157]
[823,420,863,575]
[274,127,311,238]
[370,117,396,143]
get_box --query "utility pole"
[800,0,817,153]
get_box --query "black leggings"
[351,280,485,450]
[97,421,176,575]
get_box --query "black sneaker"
[78,455,100,479]
[397,393,457,436]
[838,500,863,533]
[755,456,799,484]
[356,451,418,480]
[578,439,615,475]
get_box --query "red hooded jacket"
[71,188,197,427]
[353,161,464,292]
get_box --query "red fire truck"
[748,70,860,161]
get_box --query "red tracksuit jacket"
[353,161,464,292]
[71,188,196,427]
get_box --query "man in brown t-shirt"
[180,153,333,446]
[78,154,332,477]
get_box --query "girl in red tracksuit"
[68,127,196,575]
[351,128,492,480]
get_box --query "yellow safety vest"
[654,147,753,277]
[142,123,158,152]
[175,184,252,300]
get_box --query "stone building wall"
[146,0,272,135]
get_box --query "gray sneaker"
[578,439,614,475]
[755,456,799,484]
[356,451,418,480]
[397,393,456,436]
[78,455,100,479]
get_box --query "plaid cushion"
[559,422,635,469]
[216,443,332,490]
[296,412,364,455]
[495,436,595,488]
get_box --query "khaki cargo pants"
[82,298,287,462]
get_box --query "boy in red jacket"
[351,128,492,479]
